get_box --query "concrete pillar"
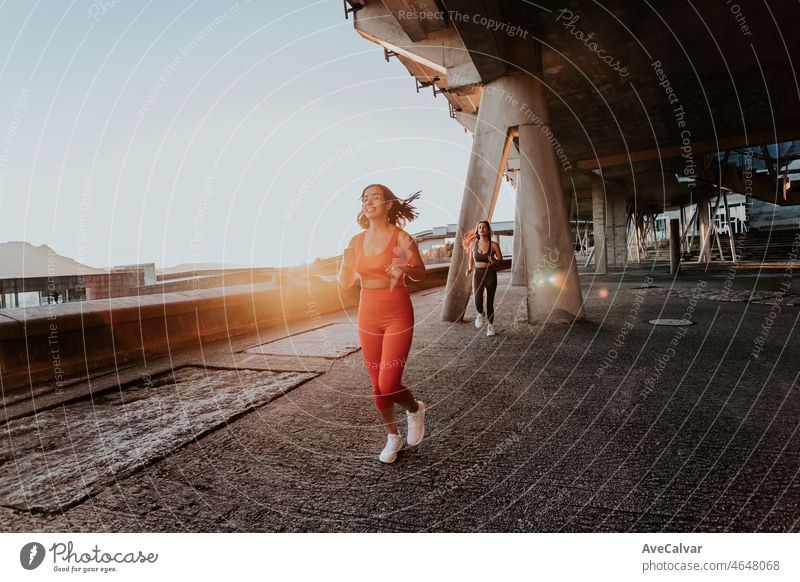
[669,218,681,274]
[591,175,607,275]
[634,211,645,262]
[606,193,628,268]
[723,191,737,262]
[442,72,539,321]
[441,39,583,323]
[511,208,526,285]
[518,123,584,323]
[697,194,711,263]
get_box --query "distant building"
[413,221,514,259]
[113,263,157,285]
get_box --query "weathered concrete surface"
[1,267,798,532]
[245,323,360,358]
[1,367,315,512]
[643,285,800,306]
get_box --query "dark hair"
[462,220,493,253]
[357,184,421,229]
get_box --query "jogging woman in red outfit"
[338,184,427,464]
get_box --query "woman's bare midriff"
[474,261,492,268]
[361,279,404,289]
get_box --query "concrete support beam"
[443,0,519,84]
[442,69,567,320]
[517,123,584,322]
[354,3,482,89]
[511,206,525,286]
[669,218,681,274]
[442,64,584,321]
[697,194,711,263]
[576,127,800,170]
[381,0,431,41]
[591,175,607,275]
[454,111,477,134]
[440,92,515,319]
[605,192,628,268]
[634,211,645,262]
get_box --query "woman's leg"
[363,332,404,434]
[377,293,417,412]
[473,269,485,316]
[360,290,420,439]
[375,391,417,433]
[376,290,426,449]
[485,268,498,323]
[359,304,396,427]
[377,407,399,435]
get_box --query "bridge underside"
[347,0,800,321]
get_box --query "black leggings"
[473,267,497,323]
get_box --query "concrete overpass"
[2,3,799,535]
[346,0,800,322]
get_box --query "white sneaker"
[379,434,404,464]
[406,400,426,446]
[486,323,496,337]
[474,313,484,328]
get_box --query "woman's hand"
[391,231,427,284]
[488,244,499,266]
[385,263,406,278]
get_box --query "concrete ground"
[1,264,799,532]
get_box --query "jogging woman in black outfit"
[464,220,502,336]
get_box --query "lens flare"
[548,273,566,288]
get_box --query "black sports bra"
[473,240,494,263]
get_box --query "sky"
[0,0,517,269]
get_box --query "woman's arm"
[490,242,502,264]
[467,248,475,274]
[386,231,427,282]
[338,235,359,288]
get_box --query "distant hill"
[0,241,106,278]
[0,242,255,279]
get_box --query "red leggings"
[358,286,414,411]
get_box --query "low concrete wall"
[0,266,450,399]
[137,269,274,296]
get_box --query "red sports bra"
[355,226,405,284]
